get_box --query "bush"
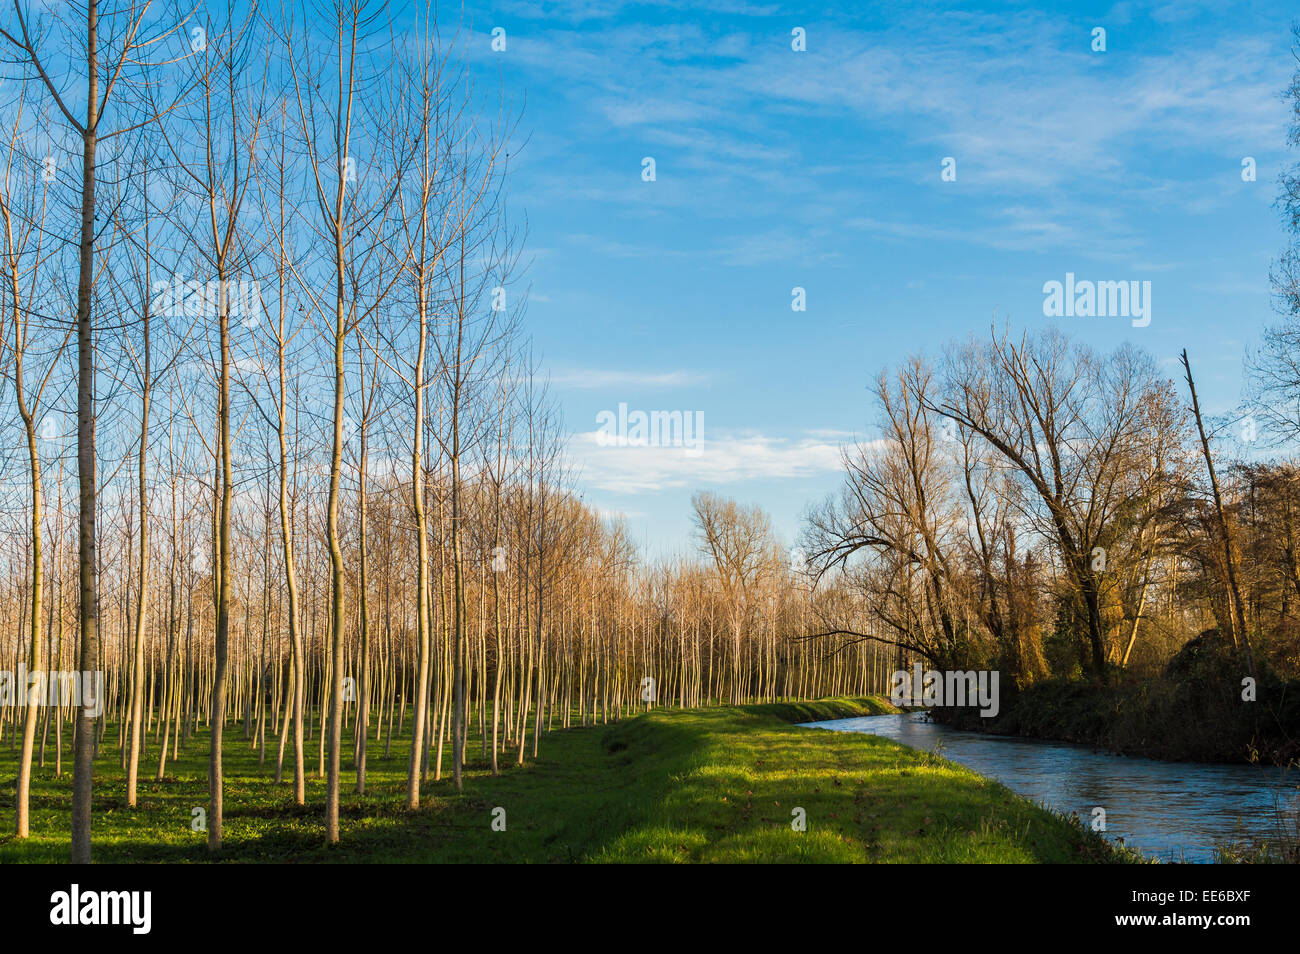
[931,634,1300,765]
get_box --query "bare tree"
[0,81,70,836]
[1,0,198,862]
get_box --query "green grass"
[0,696,1134,863]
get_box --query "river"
[801,711,1298,862]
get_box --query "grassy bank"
[0,696,1131,863]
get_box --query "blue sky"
[460,0,1297,556]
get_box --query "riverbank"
[0,696,1132,863]
[818,709,1299,862]
[933,673,1300,766]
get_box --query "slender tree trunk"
[70,0,102,864]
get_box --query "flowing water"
[801,711,1298,862]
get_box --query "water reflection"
[802,712,1298,862]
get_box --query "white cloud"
[570,429,847,493]
[550,368,709,389]
[596,507,647,520]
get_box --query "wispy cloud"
[571,429,847,493]
[550,368,709,389]
[496,8,1292,256]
